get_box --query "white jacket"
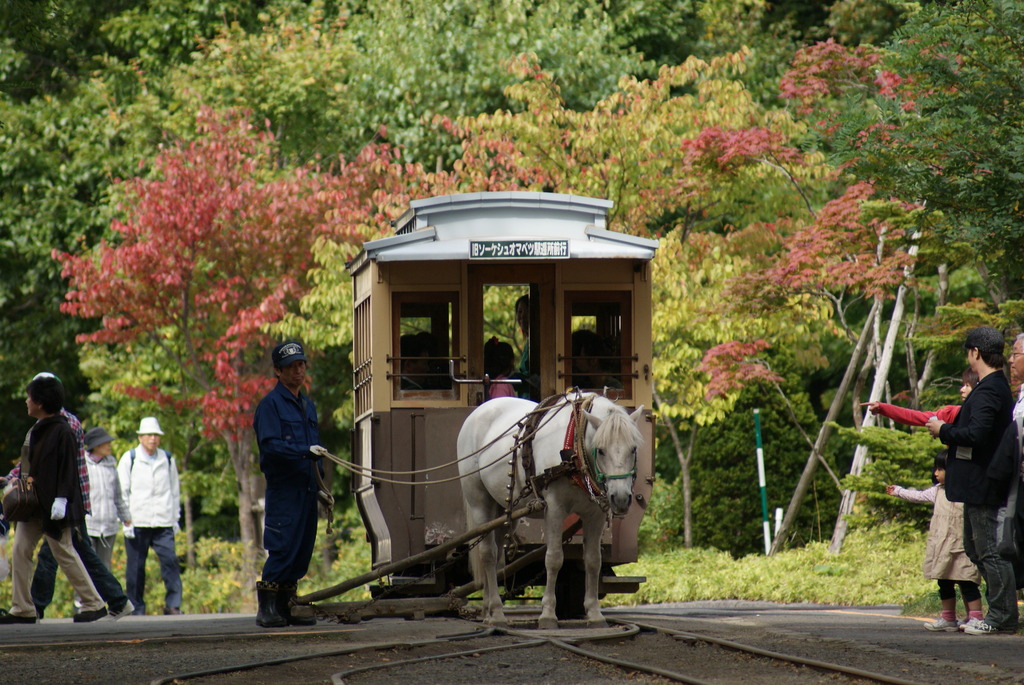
[117,445,180,528]
[84,453,131,536]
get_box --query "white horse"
[457,393,644,629]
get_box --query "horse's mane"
[589,398,642,447]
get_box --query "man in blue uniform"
[252,341,323,627]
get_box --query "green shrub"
[833,424,940,533]
[0,522,938,617]
[614,525,933,607]
[0,519,373,617]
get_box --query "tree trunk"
[225,431,261,609]
[850,315,878,429]
[176,430,199,569]
[911,263,948,399]
[829,238,922,554]
[653,388,695,548]
[681,428,696,549]
[768,299,879,555]
[976,261,1008,307]
[184,495,195,568]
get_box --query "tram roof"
[348,192,658,270]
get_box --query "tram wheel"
[554,561,586,619]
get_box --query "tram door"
[467,265,555,404]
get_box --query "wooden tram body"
[345,191,657,599]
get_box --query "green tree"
[172,5,360,164]
[0,64,170,458]
[343,0,647,166]
[828,0,1024,299]
[0,0,284,457]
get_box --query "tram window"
[563,292,632,399]
[481,284,533,401]
[392,293,458,398]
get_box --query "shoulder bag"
[2,475,41,523]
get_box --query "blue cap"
[272,342,306,367]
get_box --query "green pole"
[754,408,770,554]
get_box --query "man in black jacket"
[928,326,1014,634]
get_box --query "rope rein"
[311,395,574,486]
[313,465,335,535]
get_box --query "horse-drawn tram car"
[310,191,657,621]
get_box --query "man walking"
[6,372,133,620]
[927,326,1015,634]
[252,341,322,627]
[118,416,183,615]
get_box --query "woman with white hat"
[117,416,183,615]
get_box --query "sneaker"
[73,607,108,623]
[962,619,1014,635]
[959,617,985,632]
[924,617,960,632]
[107,600,134,621]
[163,607,183,615]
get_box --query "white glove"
[173,522,180,535]
[123,524,135,539]
[50,497,67,520]
[309,444,329,458]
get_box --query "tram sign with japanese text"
[470,239,570,260]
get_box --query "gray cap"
[963,326,1005,356]
[84,427,115,450]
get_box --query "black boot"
[277,582,316,626]
[255,581,287,628]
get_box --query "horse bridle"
[589,445,638,486]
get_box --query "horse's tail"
[463,499,484,586]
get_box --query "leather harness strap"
[515,393,565,484]
[514,393,604,502]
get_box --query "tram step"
[599,575,646,594]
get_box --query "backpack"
[129,448,173,472]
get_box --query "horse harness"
[512,393,607,508]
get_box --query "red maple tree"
[57,109,379,554]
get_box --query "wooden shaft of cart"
[294,500,546,604]
[448,517,584,599]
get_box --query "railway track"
[3,603,1022,684]
[142,613,926,685]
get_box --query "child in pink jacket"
[887,450,983,631]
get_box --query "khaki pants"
[10,519,102,618]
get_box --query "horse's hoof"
[538,617,558,630]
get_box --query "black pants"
[937,578,981,603]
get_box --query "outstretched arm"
[886,483,937,504]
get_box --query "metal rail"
[142,611,929,685]
[613,618,925,685]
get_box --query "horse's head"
[584,402,645,516]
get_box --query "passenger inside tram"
[513,294,537,398]
[399,332,444,390]
[570,329,623,391]
[483,337,516,400]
